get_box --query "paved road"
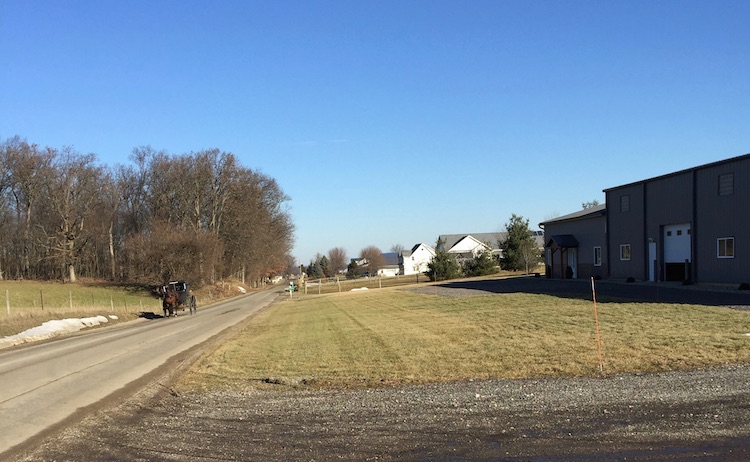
[0,288,279,457]
[437,276,750,307]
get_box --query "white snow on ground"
[0,315,118,349]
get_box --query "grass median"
[177,286,750,392]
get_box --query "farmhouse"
[399,243,436,276]
[542,152,750,285]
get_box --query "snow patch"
[0,315,110,349]
[350,287,369,292]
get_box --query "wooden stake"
[591,277,604,372]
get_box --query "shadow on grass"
[436,276,750,307]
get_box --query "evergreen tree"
[463,250,498,277]
[319,255,332,277]
[307,258,323,278]
[346,260,360,279]
[499,214,537,271]
[427,239,461,281]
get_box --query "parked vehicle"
[162,280,197,317]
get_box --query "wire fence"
[1,288,162,318]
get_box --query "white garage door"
[664,223,691,263]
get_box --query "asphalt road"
[0,287,279,458]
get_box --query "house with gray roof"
[437,231,544,265]
[399,243,436,276]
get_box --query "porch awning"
[546,234,579,248]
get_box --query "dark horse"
[163,288,179,317]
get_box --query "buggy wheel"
[190,295,197,315]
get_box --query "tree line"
[0,136,294,288]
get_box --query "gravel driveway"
[12,278,750,461]
[14,365,750,461]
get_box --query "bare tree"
[390,244,405,255]
[327,247,348,275]
[359,245,385,277]
[518,239,541,274]
[7,141,55,278]
[44,147,103,282]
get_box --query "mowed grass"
[178,287,750,391]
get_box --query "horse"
[163,288,179,317]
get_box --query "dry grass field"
[178,285,750,392]
[0,279,250,338]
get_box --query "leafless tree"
[7,140,55,279]
[327,247,348,275]
[359,245,385,276]
[43,147,103,282]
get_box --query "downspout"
[692,170,698,283]
[643,181,648,282]
[605,191,611,279]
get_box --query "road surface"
[0,287,279,457]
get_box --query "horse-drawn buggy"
[162,280,197,317]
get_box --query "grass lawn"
[178,285,750,392]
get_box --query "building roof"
[603,152,750,193]
[539,204,606,227]
[438,231,544,253]
[438,233,505,251]
[381,252,400,267]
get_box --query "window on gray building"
[620,194,630,212]
[719,173,734,196]
[717,237,734,258]
[620,244,631,261]
[594,246,602,266]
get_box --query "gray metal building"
[540,204,607,280]
[605,153,750,284]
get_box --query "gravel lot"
[13,279,750,461]
[15,365,750,461]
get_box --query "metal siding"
[606,184,645,280]
[644,172,693,234]
[543,216,607,279]
[643,172,694,281]
[695,158,750,283]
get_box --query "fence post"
[6,289,9,316]
[69,290,73,310]
[40,290,44,311]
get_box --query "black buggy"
[162,280,197,317]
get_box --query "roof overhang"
[546,234,579,248]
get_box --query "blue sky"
[2,1,749,265]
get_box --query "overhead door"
[664,223,691,281]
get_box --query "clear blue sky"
[2,1,749,265]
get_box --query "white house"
[437,233,501,264]
[438,232,545,264]
[399,243,436,275]
[378,252,401,277]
